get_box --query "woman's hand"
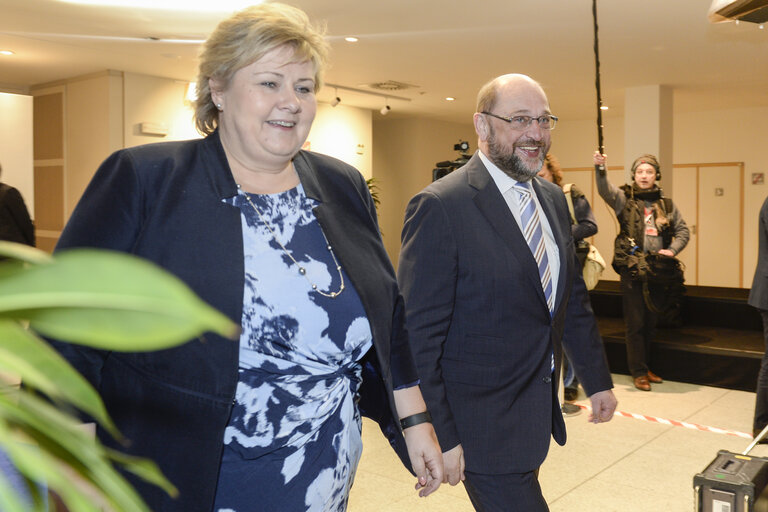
[593,151,607,167]
[403,422,444,497]
[658,249,674,257]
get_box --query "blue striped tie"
[515,182,554,313]
[515,181,555,373]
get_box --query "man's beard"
[487,126,547,182]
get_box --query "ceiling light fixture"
[344,37,359,42]
[445,97,455,101]
[57,0,261,11]
[380,99,391,116]
[185,82,197,105]
[600,105,609,110]
[330,88,341,107]
[0,50,14,56]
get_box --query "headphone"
[630,154,662,181]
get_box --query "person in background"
[538,153,598,416]
[398,73,616,512]
[0,162,35,248]
[48,4,442,511]
[749,195,768,442]
[593,152,689,391]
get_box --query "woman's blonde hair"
[194,3,329,135]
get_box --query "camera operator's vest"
[612,185,673,273]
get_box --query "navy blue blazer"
[398,153,613,474]
[52,131,417,511]
[749,196,768,310]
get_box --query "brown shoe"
[647,370,663,383]
[634,375,651,391]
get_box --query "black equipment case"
[693,450,768,511]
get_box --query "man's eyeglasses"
[481,112,558,131]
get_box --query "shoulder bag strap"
[562,183,577,224]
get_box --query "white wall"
[123,73,201,147]
[308,103,373,178]
[0,93,34,215]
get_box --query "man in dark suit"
[749,196,768,440]
[0,162,35,247]
[398,74,617,511]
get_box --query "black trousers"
[463,469,549,512]
[620,270,658,378]
[754,309,768,433]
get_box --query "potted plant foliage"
[0,241,237,511]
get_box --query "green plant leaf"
[0,242,53,265]
[0,249,238,350]
[0,321,119,438]
[0,390,167,512]
[105,448,178,497]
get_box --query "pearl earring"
[216,103,222,111]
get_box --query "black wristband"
[400,411,432,430]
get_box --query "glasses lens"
[545,116,557,130]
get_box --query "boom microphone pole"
[593,0,606,176]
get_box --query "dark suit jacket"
[0,182,35,246]
[398,153,613,474]
[749,196,768,310]
[51,131,417,511]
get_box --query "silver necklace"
[238,185,345,299]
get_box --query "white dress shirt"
[479,150,560,306]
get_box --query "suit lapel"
[467,156,549,307]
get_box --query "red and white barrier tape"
[574,403,752,439]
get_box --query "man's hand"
[588,390,617,423]
[442,443,465,485]
[658,249,674,257]
[403,423,444,497]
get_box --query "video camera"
[432,140,471,181]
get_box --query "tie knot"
[514,181,532,196]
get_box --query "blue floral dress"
[213,184,373,512]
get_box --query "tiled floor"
[349,373,765,511]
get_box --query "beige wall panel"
[373,117,475,267]
[551,117,624,170]
[65,74,122,218]
[698,166,741,287]
[36,236,58,254]
[671,166,698,285]
[33,165,64,231]
[123,72,199,148]
[33,92,63,160]
[675,107,768,288]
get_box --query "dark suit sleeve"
[51,150,145,393]
[398,190,461,451]
[749,197,768,310]
[0,187,35,246]
[570,190,598,241]
[56,150,143,253]
[561,252,614,397]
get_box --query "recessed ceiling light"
[600,105,609,110]
[0,50,14,56]
[344,37,359,43]
[445,97,455,101]
[57,0,261,10]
